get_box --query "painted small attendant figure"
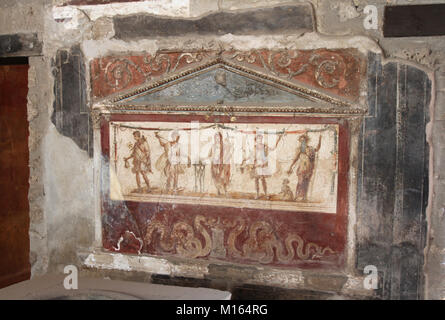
[124,130,152,193]
[287,133,322,201]
[280,178,294,201]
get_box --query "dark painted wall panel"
[113,5,314,39]
[52,46,92,157]
[0,33,42,58]
[384,4,445,37]
[357,53,430,299]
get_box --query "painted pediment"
[115,65,332,107]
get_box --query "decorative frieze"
[90,49,365,103]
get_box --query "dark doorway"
[0,57,31,288]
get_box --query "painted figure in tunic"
[209,132,232,196]
[154,131,188,193]
[242,133,283,199]
[287,133,322,201]
[124,130,152,193]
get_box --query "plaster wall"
[0,0,443,299]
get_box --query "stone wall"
[0,0,443,299]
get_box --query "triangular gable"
[121,66,329,106]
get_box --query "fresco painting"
[109,121,339,213]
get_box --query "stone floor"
[0,274,231,300]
